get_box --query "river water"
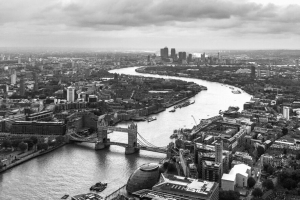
[0,67,251,200]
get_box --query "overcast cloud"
[0,0,299,50]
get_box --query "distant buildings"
[67,86,75,102]
[19,75,25,96]
[11,70,16,85]
[171,48,176,59]
[283,106,290,120]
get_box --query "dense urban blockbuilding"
[11,121,66,135]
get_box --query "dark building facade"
[11,121,66,135]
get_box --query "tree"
[55,136,64,145]
[48,140,56,147]
[89,127,95,134]
[1,139,12,149]
[252,188,263,197]
[296,153,300,160]
[18,142,28,152]
[257,146,265,157]
[30,136,38,145]
[283,178,296,190]
[23,139,34,150]
[37,143,48,151]
[282,127,288,135]
[11,139,22,148]
[219,190,240,200]
[262,179,274,190]
[247,177,256,188]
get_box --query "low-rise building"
[133,174,219,200]
[221,164,251,191]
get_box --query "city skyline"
[0,0,300,50]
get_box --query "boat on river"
[90,182,107,192]
[147,117,157,122]
[61,194,69,199]
[232,90,241,94]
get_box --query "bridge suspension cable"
[137,132,168,149]
[137,132,158,147]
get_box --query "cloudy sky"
[0,0,299,50]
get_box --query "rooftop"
[222,164,251,182]
[153,174,218,199]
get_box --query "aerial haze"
[0,0,300,50]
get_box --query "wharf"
[0,143,65,173]
[71,193,103,200]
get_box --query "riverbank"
[0,143,65,173]
[135,66,254,96]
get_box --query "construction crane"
[191,115,197,125]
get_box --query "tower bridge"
[67,112,170,155]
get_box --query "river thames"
[0,67,252,199]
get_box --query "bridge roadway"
[69,136,167,154]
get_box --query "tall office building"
[257,66,261,77]
[171,48,176,59]
[188,54,192,63]
[20,75,25,96]
[250,65,255,78]
[283,106,290,120]
[67,86,75,102]
[163,47,168,58]
[18,57,21,64]
[182,52,187,60]
[11,70,16,85]
[215,138,223,177]
[296,59,299,68]
[202,161,222,183]
[160,48,164,58]
[201,53,206,61]
[178,52,183,60]
[33,72,38,92]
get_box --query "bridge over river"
[67,112,170,155]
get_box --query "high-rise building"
[296,59,299,68]
[182,52,187,60]
[201,53,206,61]
[11,70,16,85]
[188,54,192,63]
[171,48,176,59]
[20,75,25,96]
[33,72,38,92]
[202,161,222,183]
[257,65,261,77]
[18,57,21,64]
[215,138,223,176]
[250,65,255,78]
[160,48,164,58]
[178,52,183,60]
[163,47,168,58]
[67,86,75,102]
[283,106,290,120]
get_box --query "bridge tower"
[95,116,109,150]
[125,122,138,154]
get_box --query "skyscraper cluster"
[159,47,191,64]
